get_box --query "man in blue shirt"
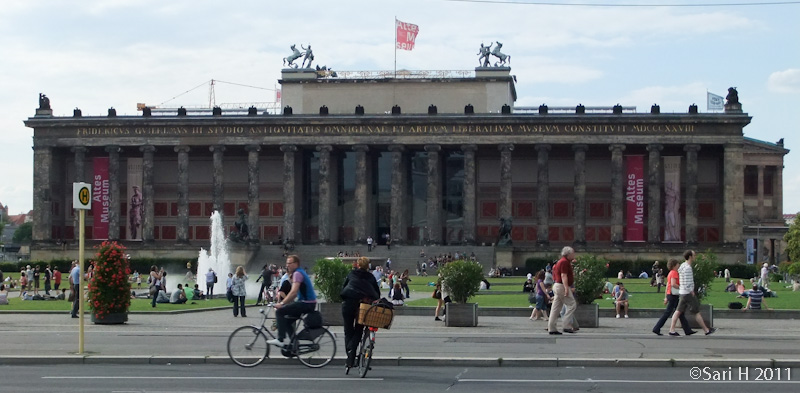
[267,255,318,347]
[69,261,81,318]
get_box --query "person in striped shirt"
[743,283,769,311]
[667,250,717,336]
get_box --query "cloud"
[768,69,800,94]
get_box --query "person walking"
[366,236,373,252]
[652,259,696,336]
[668,250,717,336]
[255,264,270,305]
[231,266,248,317]
[69,261,81,318]
[399,269,411,298]
[547,246,577,335]
[206,268,217,299]
[148,265,162,308]
[43,265,52,296]
[340,256,380,369]
[53,266,62,297]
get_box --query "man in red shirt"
[53,267,62,297]
[548,246,577,335]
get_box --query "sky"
[1,0,798,216]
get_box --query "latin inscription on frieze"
[72,123,696,138]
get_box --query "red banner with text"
[92,157,110,239]
[625,155,645,242]
[396,19,419,51]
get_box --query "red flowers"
[88,241,131,316]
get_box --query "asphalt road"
[6,364,800,393]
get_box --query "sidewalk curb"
[3,355,799,368]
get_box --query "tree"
[13,222,32,244]
[784,214,800,263]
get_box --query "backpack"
[304,310,324,329]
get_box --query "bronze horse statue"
[283,44,303,68]
[491,41,510,67]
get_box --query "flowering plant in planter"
[87,241,132,320]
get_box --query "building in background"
[24,67,789,267]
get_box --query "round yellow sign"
[78,187,91,206]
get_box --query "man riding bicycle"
[267,255,317,347]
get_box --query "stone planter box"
[91,312,128,325]
[574,303,599,328]
[445,303,478,327]
[317,302,344,326]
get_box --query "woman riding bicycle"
[340,256,380,369]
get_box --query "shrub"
[693,250,719,302]
[87,241,131,318]
[573,254,608,305]
[311,258,351,303]
[439,259,484,304]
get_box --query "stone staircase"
[248,244,497,274]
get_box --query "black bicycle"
[346,302,394,378]
[227,304,336,368]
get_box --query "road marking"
[458,379,800,384]
[45,376,383,381]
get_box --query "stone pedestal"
[317,302,345,326]
[495,249,513,271]
[574,303,599,328]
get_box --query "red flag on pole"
[396,19,419,51]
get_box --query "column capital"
[139,145,156,153]
[535,144,551,152]
[609,144,626,152]
[245,144,261,153]
[32,145,52,151]
[105,145,121,154]
[352,144,369,153]
[280,144,297,153]
[424,144,441,153]
[498,143,514,152]
[461,144,477,153]
[316,144,333,153]
[70,146,87,154]
[683,144,701,153]
[174,145,190,153]
[388,144,405,153]
[646,143,663,152]
[209,145,226,153]
[572,144,588,152]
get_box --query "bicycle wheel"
[294,328,336,368]
[227,325,270,367]
[358,331,373,378]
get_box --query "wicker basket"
[358,303,394,329]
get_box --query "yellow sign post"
[73,182,91,354]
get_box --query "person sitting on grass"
[615,282,629,319]
[170,284,188,304]
[192,284,205,300]
[743,283,770,311]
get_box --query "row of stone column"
[34,142,743,247]
[65,145,262,244]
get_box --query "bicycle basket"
[358,303,394,329]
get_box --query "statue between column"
[229,209,250,243]
[498,217,513,246]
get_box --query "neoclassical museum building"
[25,67,789,266]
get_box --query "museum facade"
[25,68,788,265]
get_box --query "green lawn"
[405,276,800,310]
[0,296,234,311]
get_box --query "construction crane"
[137,79,281,115]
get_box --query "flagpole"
[394,17,397,78]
